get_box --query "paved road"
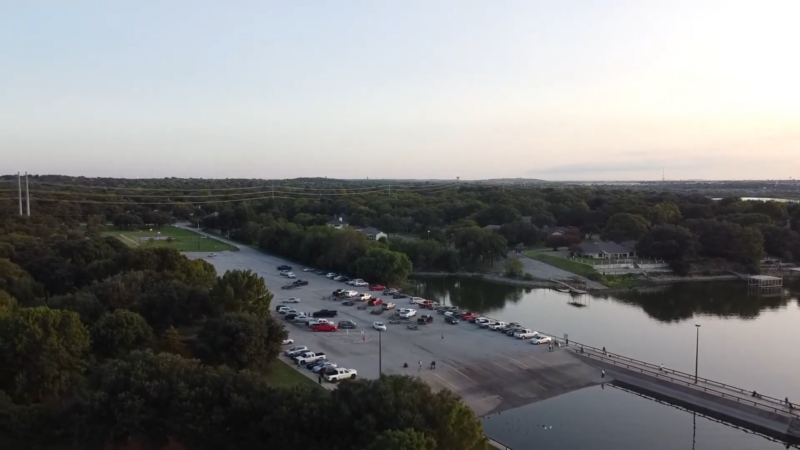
[180,225,601,416]
[514,254,607,290]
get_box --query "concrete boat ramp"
[420,350,603,417]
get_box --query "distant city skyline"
[1,1,798,181]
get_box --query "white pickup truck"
[489,321,507,331]
[295,352,327,365]
[514,329,540,340]
[325,368,358,382]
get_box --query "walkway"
[515,254,607,290]
[568,342,798,420]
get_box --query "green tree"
[0,307,90,403]
[0,290,17,317]
[791,209,800,232]
[356,247,413,284]
[636,226,698,261]
[652,202,682,225]
[504,258,524,278]
[90,310,154,359]
[48,291,106,326]
[453,227,507,266]
[157,326,189,357]
[0,258,44,307]
[211,269,273,318]
[193,313,287,372]
[368,428,437,450]
[601,213,651,242]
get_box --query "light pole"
[694,324,701,383]
[378,329,382,376]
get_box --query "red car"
[461,312,479,321]
[369,284,386,291]
[311,323,338,332]
[368,298,384,307]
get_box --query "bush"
[668,259,691,276]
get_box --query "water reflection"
[481,384,797,450]
[410,276,800,323]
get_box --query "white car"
[294,315,311,323]
[480,320,496,329]
[281,298,301,304]
[284,345,308,356]
[286,272,296,279]
[358,293,372,301]
[474,318,489,325]
[409,297,426,305]
[325,368,357,382]
[373,322,387,331]
[398,308,417,319]
[278,308,296,315]
[326,273,338,278]
[207,253,217,258]
[344,290,358,298]
[303,268,315,272]
[489,321,507,331]
[282,338,294,345]
[531,336,553,345]
[280,270,290,276]
[307,319,330,327]
[350,279,368,287]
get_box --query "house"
[578,241,637,260]
[327,215,349,230]
[356,227,388,241]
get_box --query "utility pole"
[271,181,274,199]
[694,324,701,383]
[379,329,382,376]
[17,172,23,215]
[25,172,30,216]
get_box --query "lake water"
[408,277,800,449]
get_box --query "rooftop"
[747,275,783,281]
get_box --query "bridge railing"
[549,338,799,419]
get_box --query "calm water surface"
[481,385,793,450]
[409,277,800,448]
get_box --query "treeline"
[3,175,800,274]
[0,214,486,449]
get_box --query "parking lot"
[186,244,602,416]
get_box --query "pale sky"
[1,1,798,181]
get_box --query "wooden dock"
[551,279,587,294]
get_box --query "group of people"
[403,361,436,370]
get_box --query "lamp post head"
[695,324,701,328]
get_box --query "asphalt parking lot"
[185,235,602,416]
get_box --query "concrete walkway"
[573,345,798,419]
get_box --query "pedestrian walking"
[601,370,605,379]
[430,361,436,370]
[418,360,422,370]
[441,333,444,340]
[602,346,607,355]
[549,344,552,352]
[318,375,322,384]
[660,364,664,372]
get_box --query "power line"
[14,183,458,199]
[19,185,459,205]
[0,179,454,192]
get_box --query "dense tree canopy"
[194,313,287,372]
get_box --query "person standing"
[601,370,605,379]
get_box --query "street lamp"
[379,329,382,377]
[694,324,701,383]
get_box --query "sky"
[1,1,799,181]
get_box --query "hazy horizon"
[2,1,798,181]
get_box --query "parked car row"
[283,345,358,382]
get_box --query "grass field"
[525,251,597,277]
[103,226,238,252]
[265,360,324,389]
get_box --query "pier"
[558,340,800,444]
[550,278,587,294]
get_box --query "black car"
[332,289,345,297]
[315,270,327,275]
[342,301,355,306]
[307,359,329,370]
[445,315,459,325]
[277,265,292,271]
[338,276,350,283]
[338,320,357,329]
[284,313,299,320]
[312,310,338,318]
[281,284,299,290]
[393,293,408,299]
[417,315,433,324]
[294,279,309,286]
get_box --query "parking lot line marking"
[451,367,476,382]
[510,358,529,368]
[432,372,459,390]
[490,361,514,372]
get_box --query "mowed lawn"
[525,251,596,277]
[103,226,238,252]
